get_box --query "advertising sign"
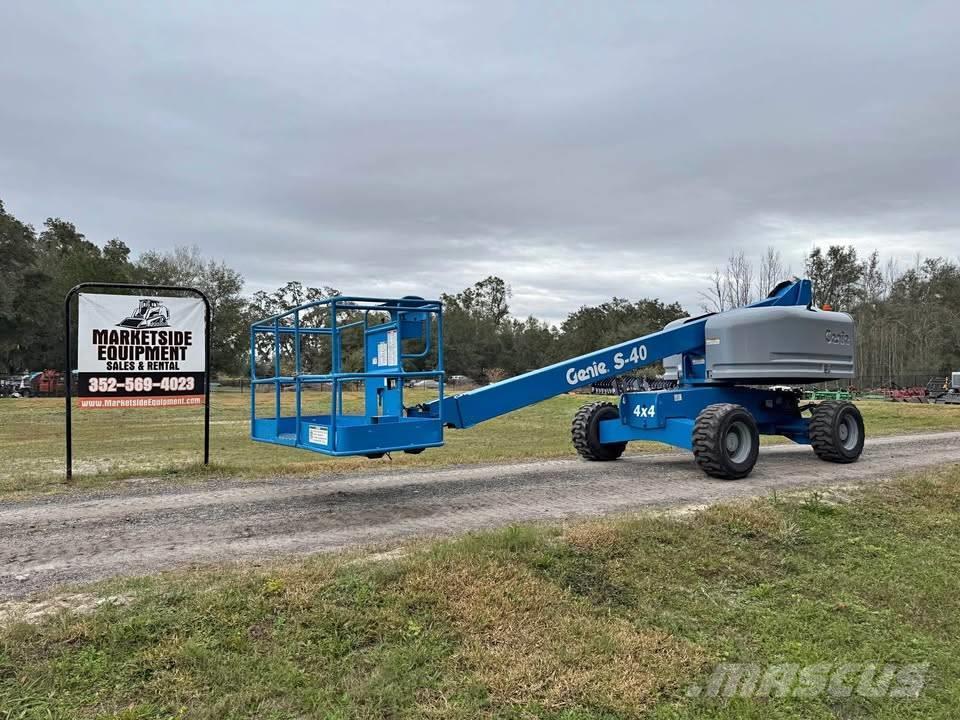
[76,293,206,408]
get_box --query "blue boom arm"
[411,279,812,429]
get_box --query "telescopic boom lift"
[250,279,863,479]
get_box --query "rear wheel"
[809,401,864,463]
[692,403,760,480]
[572,402,627,461]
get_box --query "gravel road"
[2,431,959,599]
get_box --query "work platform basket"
[250,296,445,457]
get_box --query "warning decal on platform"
[308,425,329,446]
[386,329,398,366]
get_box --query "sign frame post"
[64,283,212,480]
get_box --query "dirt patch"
[345,547,409,565]
[0,593,133,626]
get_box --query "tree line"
[2,198,957,383]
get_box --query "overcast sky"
[2,1,958,323]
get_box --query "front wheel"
[809,401,864,463]
[692,403,760,480]
[572,402,627,461]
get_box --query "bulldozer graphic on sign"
[117,299,171,328]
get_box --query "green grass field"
[2,464,959,718]
[1,392,958,498]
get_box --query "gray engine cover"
[704,306,855,383]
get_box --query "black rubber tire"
[692,403,760,480]
[571,401,627,461]
[403,448,425,455]
[365,452,385,459]
[809,401,864,463]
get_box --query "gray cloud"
[2,1,958,323]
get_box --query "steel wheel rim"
[839,413,859,451]
[725,420,752,464]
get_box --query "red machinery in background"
[30,370,65,397]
